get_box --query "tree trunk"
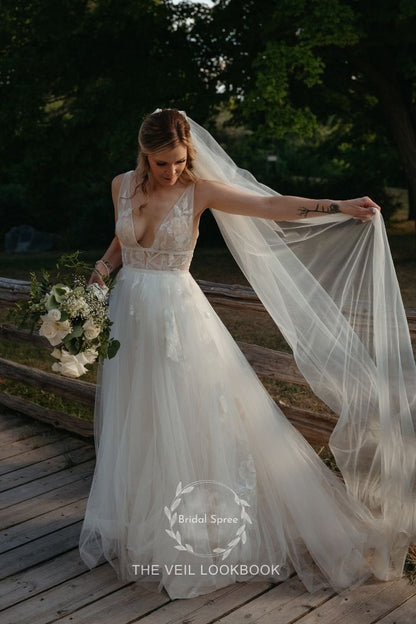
[354,55,416,222]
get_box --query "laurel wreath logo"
[164,480,252,560]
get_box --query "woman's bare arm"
[196,179,380,223]
[87,175,124,286]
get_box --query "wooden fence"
[1,276,415,447]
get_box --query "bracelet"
[95,259,113,276]
[92,267,106,279]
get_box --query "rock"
[4,224,54,253]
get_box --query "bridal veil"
[160,109,416,579]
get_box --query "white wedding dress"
[79,170,391,599]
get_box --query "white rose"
[83,318,101,340]
[55,319,71,343]
[52,353,87,378]
[39,318,59,345]
[47,308,61,321]
[39,316,71,346]
[58,348,76,363]
[77,349,98,365]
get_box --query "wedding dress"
[78,142,415,599]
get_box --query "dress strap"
[117,170,135,216]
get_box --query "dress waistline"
[120,265,190,276]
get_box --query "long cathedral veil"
[155,109,416,579]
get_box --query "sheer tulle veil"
[151,108,416,579]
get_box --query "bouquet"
[15,252,120,378]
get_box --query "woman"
[79,108,415,600]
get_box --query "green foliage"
[204,0,416,219]
[0,0,216,248]
[1,0,414,244]
[12,250,95,325]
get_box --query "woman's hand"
[339,197,381,222]
[88,270,106,288]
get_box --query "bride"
[79,108,416,600]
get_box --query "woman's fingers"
[359,196,381,214]
[88,273,105,287]
[342,197,381,222]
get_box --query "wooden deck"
[1,408,415,624]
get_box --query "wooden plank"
[0,497,88,553]
[0,520,83,580]
[377,592,416,623]
[276,402,337,446]
[0,411,30,431]
[0,457,94,510]
[0,436,86,477]
[237,341,307,385]
[0,560,132,623]
[0,389,334,447]
[39,582,169,624]
[49,582,272,624]
[206,577,334,624]
[134,577,324,624]
[2,276,415,331]
[0,277,30,303]
[0,474,92,530]
[0,428,68,461]
[0,496,88,553]
[291,577,416,623]
[0,548,92,610]
[0,323,50,348]
[0,358,96,405]
[0,393,94,438]
[0,444,94,492]
[0,421,55,446]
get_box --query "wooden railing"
[1,276,415,446]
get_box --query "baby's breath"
[13,253,120,378]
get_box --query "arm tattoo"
[298,202,340,217]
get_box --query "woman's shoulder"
[111,170,135,191]
[194,178,230,201]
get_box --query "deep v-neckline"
[129,182,191,249]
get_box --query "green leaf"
[107,339,120,359]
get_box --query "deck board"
[0,408,414,624]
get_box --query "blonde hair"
[131,109,198,208]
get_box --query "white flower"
[39,316,71,346]
[76,349,98,365]
[88,282,109,301]
[47,308,61,321]
[52,359,87,378]
[49,284,71,304]
[51,349,88,378]
[51,347,62,359]
[83,318,101,340]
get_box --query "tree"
[0,0,215,246]
[204,0,416,220]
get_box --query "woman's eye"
[155,159,185,166]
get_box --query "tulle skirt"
[79,265,384,599]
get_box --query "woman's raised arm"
[196,179,380,223]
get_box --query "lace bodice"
[115,170,198,271]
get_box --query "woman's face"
[147,144,187,188]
